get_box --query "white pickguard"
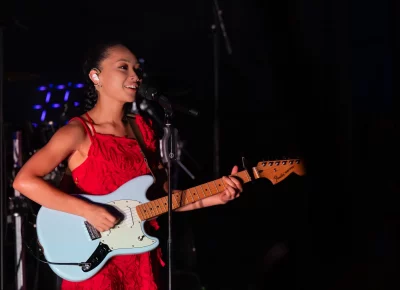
[100,200,156,249]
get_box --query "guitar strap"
[126,113,157,181]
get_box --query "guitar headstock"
[253,158,305,185]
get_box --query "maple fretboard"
[136,170,251,220]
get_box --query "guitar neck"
[136,170,252,220]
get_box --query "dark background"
[2,0,400,289]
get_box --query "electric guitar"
[36,158,305,282]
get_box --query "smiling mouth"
[124,85,138,90]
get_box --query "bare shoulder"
[46,120,87,150]
[14,120,90,178]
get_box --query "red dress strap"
[84,113,97,135]
[68,116,95,142]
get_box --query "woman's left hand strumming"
[218,165,243,204]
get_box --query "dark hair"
[82,40,128,112]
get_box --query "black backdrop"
[2,0,400,289]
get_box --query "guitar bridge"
[84,221,101,240]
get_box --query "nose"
[130,74,141,83]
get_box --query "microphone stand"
[139,98,195,290]
[211,0,232,179]
[139,99,195,181]
[161,109,174,290]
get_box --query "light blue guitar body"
[36,175,159,282]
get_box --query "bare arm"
[175,193,224,211]
[13,122,92,217]
[13,122,117,232]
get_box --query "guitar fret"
[193,187,200,201]
[243,171,251,182]
[173,192,178,208]
[199,185,207,198]
[183,190,189,205]
[222,178,227,189]
[137,205,145,220]
[212,181,219,193]
[146,202,152,218]
[161,197,168,211]
[139,204,146,219]
[149,202,157,216]
[153,199,160,215]
[187,188,195,203]
[153,199,161,215]
[144,203,151,218]
[158,199,165,214]
[160,198,166,213]
[141,203,149,219]
[174,192,182,208]
[158,198,165,212]
[217,178,226,191]
[190,187,196,201]
[172,194,179,209]
[149,201,157,214]
[205,182,213,196]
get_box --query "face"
[90,45,142,103]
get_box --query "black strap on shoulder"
[126,114,156,181]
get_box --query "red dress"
[61,113,164,290]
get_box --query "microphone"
[138,84,199,117]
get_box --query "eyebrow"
[116,58,137,64]
[116,58,140,68]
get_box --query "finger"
[220,192,231,203]
[102,221,115,231]
[96,225,106,232]
[223,176,236,188]
[225,187,236,196]
[229,176,243,191]
[230,165,239,175]
[102,218,115,229]
[224,176,242,194]
[104,213,118,224]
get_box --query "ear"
[89,68,101,84]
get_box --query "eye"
[119,65,128,70]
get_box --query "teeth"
[125,85,137,89]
